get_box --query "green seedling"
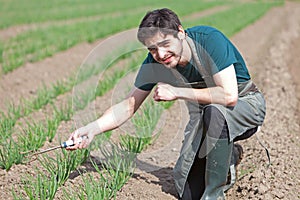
[14,148,91,199]
[13,169,58,200]
[18,121,47,153]
[46,117,60,142]
[0,138,23,171]
[159,100,175,109]
[185,2,283,38]
[38,149,89,187]
[0,112,16,141]
[30,84,52,110]
[52,100,74,122]
[51,80,70,97]
[7,103,22,121]
[65,173,112,200]
[119,134,152,154]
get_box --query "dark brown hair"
[137,8,182,44]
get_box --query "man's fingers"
[78,138,89,149]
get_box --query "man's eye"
[148,47,156,52]
[162,43,169,47]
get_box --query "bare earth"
[0,1,300,200]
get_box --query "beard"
[158,40,184,69]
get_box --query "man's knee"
[203,106,229,139]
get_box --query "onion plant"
[0,112,16,141]
[52,100,74,122]
[119,99,163,153]
[64,143,135,200]
[18,121,48,153]
[13,169,59,200]
[0,137,23,171]
[38,149,90,187]
[46,117,60,143]
[63,173,112,200]
[13,148,90,199]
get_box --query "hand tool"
[21,136,87,161]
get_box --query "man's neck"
[178,38,192,67]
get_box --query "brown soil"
[116,2,300,199]
[0,2,300,200]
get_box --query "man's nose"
[157,47,166,59]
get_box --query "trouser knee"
[203,105,229,139]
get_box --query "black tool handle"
[61,136,87,148]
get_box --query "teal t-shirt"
[134,26,250,91]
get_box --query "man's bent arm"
[154,65,238,107]
[177,64,238,106]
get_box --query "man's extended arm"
[67,87,150,149]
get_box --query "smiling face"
[144,32,184,69]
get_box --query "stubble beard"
[163,40,184,69]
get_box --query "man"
[67,8,266,199]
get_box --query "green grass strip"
[184,1,284,37]
[1,1,224,73]
[0,1,284,171]
[13,149,89,200]
[0,50,145,170]
[0,47,142,144]
[0,0,223,29]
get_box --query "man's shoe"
[233,143,243,166]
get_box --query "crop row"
[0,52,163,199]
[0,0,224,29]
[0,48,146,170]
[0,1,224,73]
[0,1,284,199]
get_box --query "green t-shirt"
[134,26,250,91]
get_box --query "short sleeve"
[134,54,179,90]
[204,31,237,74]
[134,54,157,91]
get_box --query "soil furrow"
[1,2,300,199]
[0,5,228,111]
[116,2,300,199]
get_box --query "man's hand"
[66,122,99,150]
[153,82,178,101]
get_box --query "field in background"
[0,1,284,199]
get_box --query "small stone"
[258,184,269,194]
[271,190,285,199]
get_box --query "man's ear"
[177,25,185,40]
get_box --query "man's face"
[144,32,183,69]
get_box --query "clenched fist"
[153,82,178,101]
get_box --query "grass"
[0,0,223,29]
[184,1,284,37]
[0,138,23,171]
[15,173,59,200]
[0,48,144,145]
[18,121,48,153]
[0,112,16,140]
[0,50,146,171]
[0,0,286,198]
[13,149,90,200]
[0,1,224,73]
[119,99,164,153]
[57,140,136,200]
